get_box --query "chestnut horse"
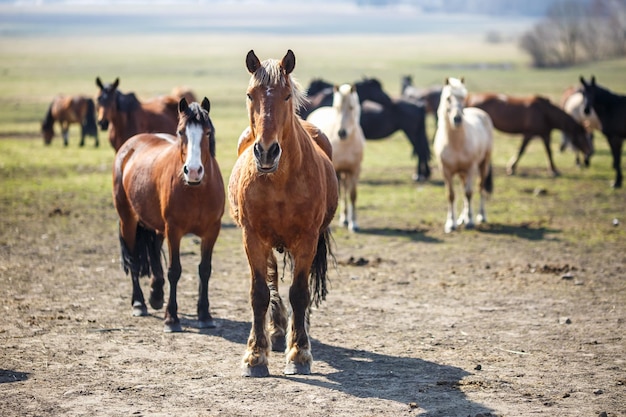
[434,78,494,234]
[307,83,365,231]
[96,77,179,151]
[41,95,98,147]
[466,92,593,176]
[580,76,626,188]
[113,97,225,332]
[229,50,338,377]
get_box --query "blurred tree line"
[519,0,626,67]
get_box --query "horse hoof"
[465,222,475,230]
[242,364,269,378]
[197,319,216,329]
[284,361,311,375]
[132,302,148,317]
[271,337,286,353]
[148,296,164,310]
[164,322,183,333]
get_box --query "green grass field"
[1,6,625,253]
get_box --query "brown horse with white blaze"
[466,92,593,176]
[96,77,179,151]
[113,97,225,332]
[228,50,338,377]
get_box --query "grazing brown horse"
[41,95,98,147]
[228,50,338,377]
[96,77,179,151]
[113,97,225,332]
[466,93,593,176]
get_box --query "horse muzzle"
[338,128,347,140]
[183,164,204,186]
[98,119,109,131]
[253,141,281,174]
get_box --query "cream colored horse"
[307,84,365,231]
[434,77,494,233]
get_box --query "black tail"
[83,98,98,137]
[484,163,494,194]
[309,227,334,307]
[119,223,162,277]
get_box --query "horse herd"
[39,50,626,377]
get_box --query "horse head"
[440,77,467,128]
[333,84,361,140]
[177,97,213,186]
[579,75,599,117]
[355,78,393,107]
[95,77,120,131]
[245,49,306,174]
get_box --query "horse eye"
[246,93,253,101]
[285,94,291,101]
[178,130,185,136]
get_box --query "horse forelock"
[179,101,215,157]
[444,78,468,99]
[249,59,307,111]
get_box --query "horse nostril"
[453,115,462,125]
[338,129,347,139]
[267,142,281,160]
[183,165,189,175]
[253,142,262,159]
[197,166,203,176]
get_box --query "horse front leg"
[337,172,348,228]
[507,135,532,175]
[242,232,271,377]
[443,169,456,233]
[541,134,560,176]
[347,172,359,232]
[285,242,317,375]
[61,122,69,147]
[197,227,220,329]
[164,232,183,333]
[79,125,86,147]
[608,136,623,188]
[459,171,475,229]
[267,252,287,352]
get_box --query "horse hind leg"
[267,251,288,352]
[118,222,148,317]
[477,162,493,224]
[337,172,349,228]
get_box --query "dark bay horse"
[466,93,593,176]
[41,95,98,147]
[96,77,179,151]
[113,97,225,332]
[229,50,338,377]
[303,77,431,181]
[580,76,626,188]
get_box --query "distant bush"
[519,0,626,68]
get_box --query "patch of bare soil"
[1,201,625,417]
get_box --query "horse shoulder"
[236,127,254,156]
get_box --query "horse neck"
[274,115,307,175]
[543,100,579,133]
[42,104,54,129]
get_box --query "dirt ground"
[1,183,625,417]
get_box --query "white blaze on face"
[184,123,204,184]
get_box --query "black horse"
[580,76,626,188]
[302,78,431,182]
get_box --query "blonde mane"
[248,58,308,112]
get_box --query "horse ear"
[579,76,587,87]
[591,75,596,86]
[178,97,188,114]
[280,49,296,75]
[201,97,211,113]
[333,85,339,92]
[96,77,103,89]
[444,77,450,85]
[113,78,119,89]
[246,50,261,74]
[460,77,465,84]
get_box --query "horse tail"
[484,162,494,195]
[119,223,162,278]
[309,227,334,307]
[83,98,98,136]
